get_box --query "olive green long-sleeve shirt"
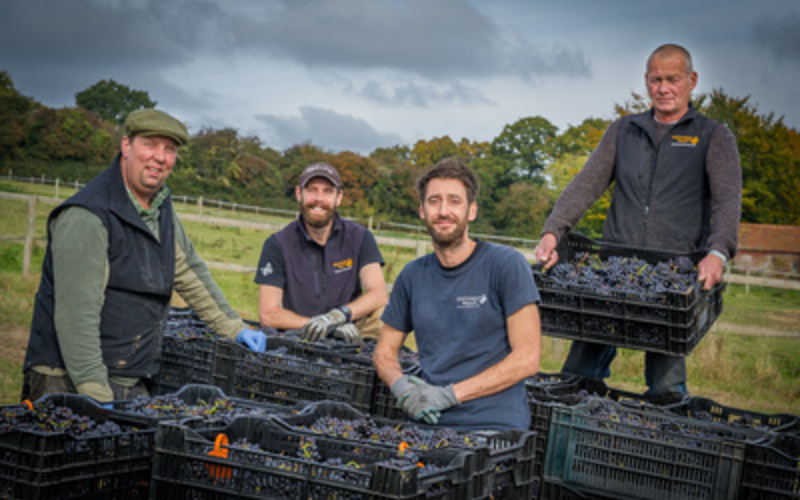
[35,186,245,401]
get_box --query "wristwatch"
[337,305,352,322]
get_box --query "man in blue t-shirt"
[255,162,388,343]
[373,157,542,430]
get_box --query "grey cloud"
[229,0,591,80]
[255,106,404,153]
[753,12,800,65]
[0,0,220,67]
[1,0,589,102]
[349,80,492,107]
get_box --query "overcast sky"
[2,0,799,154]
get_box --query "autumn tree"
[410,136,458,166]
[701,89,800,225]
[75,79,156,124]
[490,116,558,181]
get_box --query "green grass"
[717,284,800,331]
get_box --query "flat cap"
[298,162,342,189]
[124,109,189,146]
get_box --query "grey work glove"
[331,323,361,344]
[390,374,416,401]
[396,375,459,425]
[301,308,347,342]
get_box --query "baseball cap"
[298,162,342,189]
[124,109,189,146]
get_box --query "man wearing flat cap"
[255,162,388,343]
[23,109,266,404]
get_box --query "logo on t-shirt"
[260,262,273,277]
[333,258,353,274]
[456,294,487,309]
[671,135,699,147]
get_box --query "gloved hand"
[236,328,267,352]
[399,376,459,425]
[301,308,347,342]
[331,323,361,344]
[390,374,416,401]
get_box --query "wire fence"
[2,172,540,248]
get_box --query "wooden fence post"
[198,196,204,215]
[416,240,427,258]
[23,196,36,276]
[55,178,60,199]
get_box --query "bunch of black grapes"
[547,252,697,301]
[0,401,127,437]
[300,415,483,451]
[119,394,263,422]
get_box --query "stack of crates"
[0,394,155,499]
[665,396,800,499]
[152,307,219,395]
[270,400,538,499]
[150,413,480,499]
[543,395,770,500]
[212,337,376,413]
[533,233,726,356]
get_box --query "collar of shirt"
[126,185,171,217]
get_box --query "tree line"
[1,71,798,238]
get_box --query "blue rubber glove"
[399,376,458,424]
[236,328,267,352]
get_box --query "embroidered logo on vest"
[260,262,273,277]
[671,135,699,147]
[333,258,353,274]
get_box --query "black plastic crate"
[212,338,375,413]
[0,394,155,499]
[150,414,480,499]
[370,363,423,421]
[152,319,219,396]
[665,395,799,432]
[526,372,583,401]
[272,400,538,499]
[543,396,769,500]
[533,233,726,356]
[539,479,618,500]
[739,431,800,500]
[115,383,301,427]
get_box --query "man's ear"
[295,185,302,203]
[120,136,131,159]
[468,201,478,222]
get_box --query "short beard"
[300,202,337,229]
[425,217,468,249]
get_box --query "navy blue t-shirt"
[382,241,540,430]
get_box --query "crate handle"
[22,399,33,411]
[206,433,232,480]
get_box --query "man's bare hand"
[534,233,559,270]
[697,253,724,290]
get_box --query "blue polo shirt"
[255,215,384,316]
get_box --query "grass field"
[1,184,799,414]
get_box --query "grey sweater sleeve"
[541,120,620,242]
[705,124,742,259]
